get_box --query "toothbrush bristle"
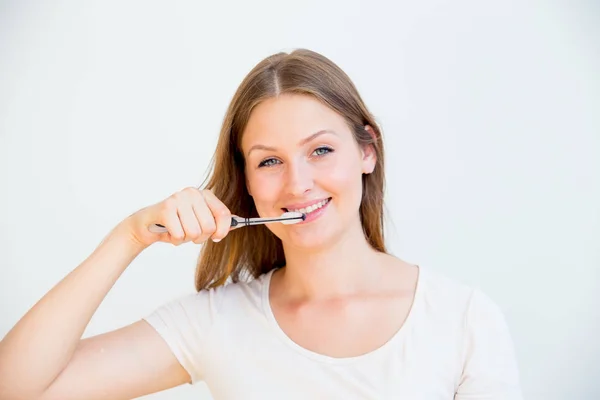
[280,211,305,225]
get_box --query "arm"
[0,187,233,400]
[0,227,189,400]
[40,320,190,400]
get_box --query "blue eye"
[313,146,333,156]
[258,158,280,168]
[257,147,333,168]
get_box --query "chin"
[281,224,341,251]
[284,238,331,253]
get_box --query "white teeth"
[288,198,329,214]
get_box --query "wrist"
[102,220,149,255]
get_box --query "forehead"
[241,94,349,149]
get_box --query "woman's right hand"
[120,187,233,248]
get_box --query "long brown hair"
[195,49,386,291]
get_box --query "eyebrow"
[247,129,337,157]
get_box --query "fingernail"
[212,238,221,242]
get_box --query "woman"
[0,49,522,399]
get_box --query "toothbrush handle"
[148,224,169,234]
[147,215,300,233]
[149,217,240,234]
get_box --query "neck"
[278,218,385,300]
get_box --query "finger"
[201,189,232,242]
[173,187,206,244]
[160,198,185,245]
[190,193,217,244]
[176,200,202,243]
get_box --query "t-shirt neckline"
[261,264,425,364]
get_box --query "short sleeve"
[455,289,523,400]
[143,289,218,385]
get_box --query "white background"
[1,1,598,399]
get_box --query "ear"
[361,125,377,174]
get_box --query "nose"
[284,158,313,197]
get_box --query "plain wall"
[1,1,598,399]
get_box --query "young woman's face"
[241,93,376,250]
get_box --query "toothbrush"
[148,211,306,234]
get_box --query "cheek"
[317,156,363,195]
[247,172,283,206]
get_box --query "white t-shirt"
[143,266,523,399]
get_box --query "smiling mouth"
[283,198,331,215]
